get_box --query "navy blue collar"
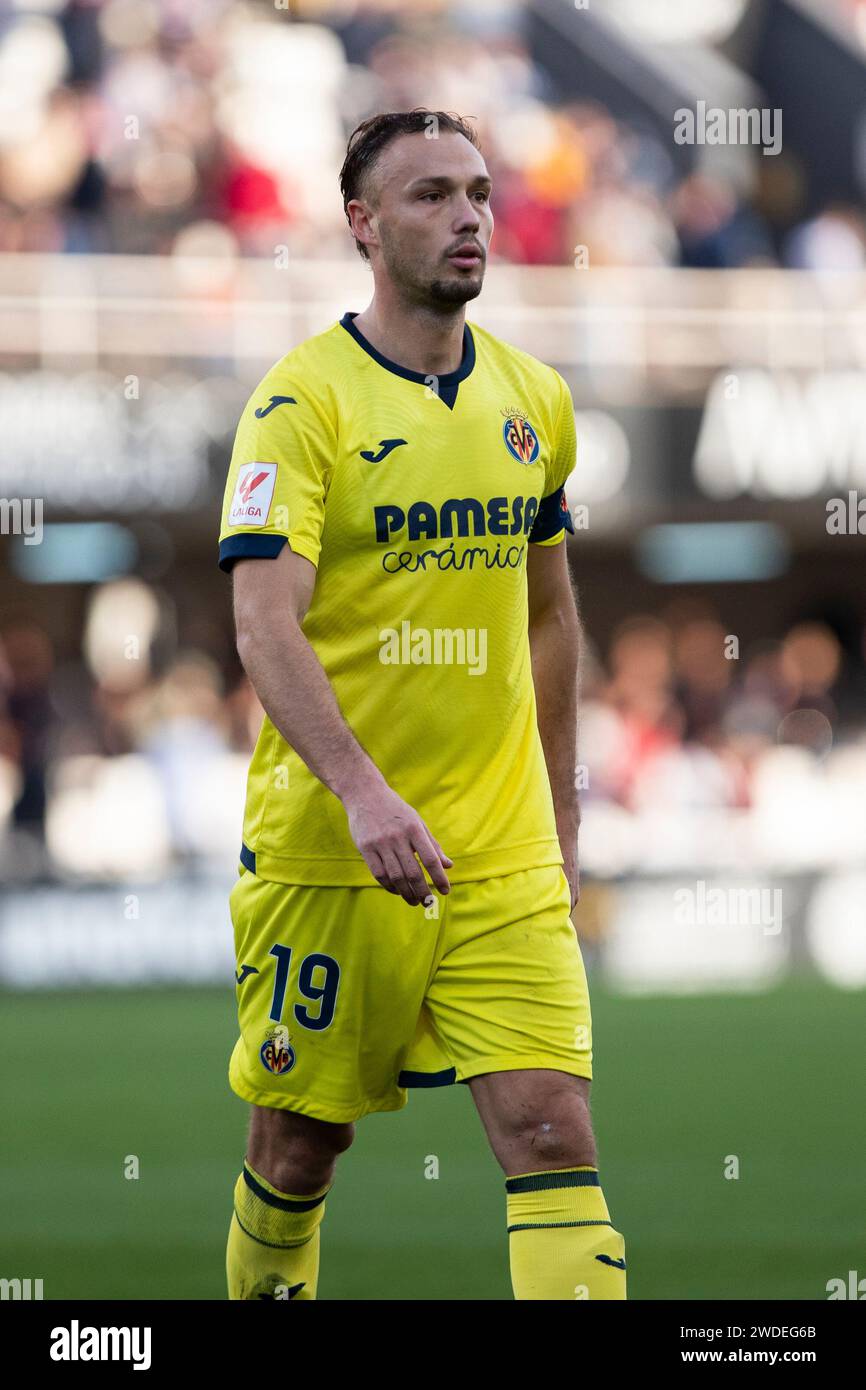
[339,311,476,397]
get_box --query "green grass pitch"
[0,977,861,1299]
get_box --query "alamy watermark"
[1,1276,43,1299]
[379,622,487,676]
[0,497,43,544]
[827,1270,866,1299]
[674,101,782,156]
[50,1321,151,1370]
[673,881,783,935]
[826,491,866,534]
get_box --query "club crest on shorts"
[501,409,540,465]
[260,1024,296,1075]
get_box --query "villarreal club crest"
[501,407,540,466]
[260,1024,296,1076]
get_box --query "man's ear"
[347,198,377,257]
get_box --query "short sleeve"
[218,377,336,573]
[528,372,576,546]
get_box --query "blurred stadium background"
[1,0,865,1300]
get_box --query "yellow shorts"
[228,861,592,1124]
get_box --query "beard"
[427,274,484,306]
[379,225,485,309]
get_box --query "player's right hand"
[342,778,453,906]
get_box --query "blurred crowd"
[1,0,865,269]
[2,581,866,883]
[2,0,865,886]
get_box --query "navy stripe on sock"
[233,1210,316,1251]
[507,1219,612,1234]
[505,1168,600,1195]
[243,1165,328,1213]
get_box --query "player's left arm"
[527,537,581,910]
[527,369,580,909]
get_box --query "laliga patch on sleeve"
[228,462,277,527]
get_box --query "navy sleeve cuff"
[528,486,574,543]
[218,534,288,572]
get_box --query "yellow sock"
[226,1160,330,1300]
[506,1166,627,1300]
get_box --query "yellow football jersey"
[218,311,576,886]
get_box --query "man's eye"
[421,191,442,201]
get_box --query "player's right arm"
[231,546,451,905]
[220,371,451,907]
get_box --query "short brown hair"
[339,109,480,261]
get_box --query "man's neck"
[352,291,466,377]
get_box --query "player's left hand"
[564,858,580,912]
[561,834,580,912]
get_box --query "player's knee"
[270,1143,345,1194]
[523,1121,596,1169]
[248,1106,355,1192]
[279,1116,355,1172]
[507,1097,596,1170]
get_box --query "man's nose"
[454,199,481,232]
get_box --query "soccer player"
[219,110,626,1300]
